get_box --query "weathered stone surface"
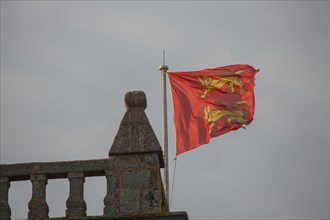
[107,92,168,215]
[109,154,168,216]
[124,91,147,110]
[104,170,119,215]
[0,177,11,220]
[0,159,114,181]
[50,211,189,220]
[109,91,164,168]
[28,174,49,219]
[66,172,87,217]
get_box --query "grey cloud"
[1,1,329,219]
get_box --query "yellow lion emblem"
[204,106,247,133]
[198,70,246,98]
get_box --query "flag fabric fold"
[168,64,259,155]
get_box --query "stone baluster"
[28,174,49,219]
[0,177,11,220]
[103,170,119,216]
[66,172,86,217]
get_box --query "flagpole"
[159,53,169,206]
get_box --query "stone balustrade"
[0,91,187,220]
[0,158,115,219]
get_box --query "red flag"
[168,65,259,155]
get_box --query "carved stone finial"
[125,91,147,110]
[109,91,164,168]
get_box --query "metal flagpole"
[159,50,169,205]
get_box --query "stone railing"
[0,158,114,219]
[0,91,187,220]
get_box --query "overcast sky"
[1,1,329,219]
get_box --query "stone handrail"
[0,91,170,220]
[0,158,115,219]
